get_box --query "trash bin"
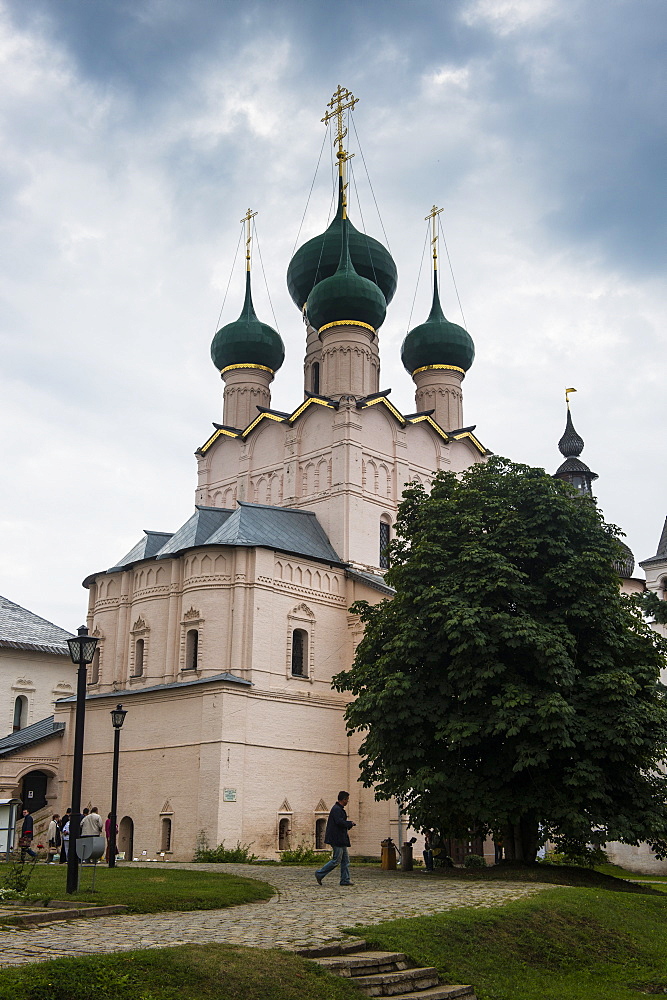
[402,841,414,872]
[381,837,397,870]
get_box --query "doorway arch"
[118,816,134,860]
[20,770,48,812]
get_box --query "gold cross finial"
[322,85,358,188]
[565,387,577,408]
[425,204,444,270]
[240,208,258,271]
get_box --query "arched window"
[160,817,172,852]
[291,629,307,676]
[315,817,326,850]
[278,817,291,851]
[133,638,144,677]
[379,519,391,569]
[312,361,320,395]
[185,629,199,670]
[13,696,27,733]
[89,649,100,685]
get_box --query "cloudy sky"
[1,0,665,630]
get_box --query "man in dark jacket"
[19,809,37,859]
[314,791,356,886]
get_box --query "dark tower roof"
[553,407,598,496]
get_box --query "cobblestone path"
[0,862,553,967]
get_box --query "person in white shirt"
[80,807,104,837]
[46,813,60,863]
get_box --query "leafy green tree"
[638,589,667,625]
[334,457,667,862]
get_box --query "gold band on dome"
[221,363,274,375]
[413,364,465,376]
[318,320,376,334]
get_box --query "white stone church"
[47,92,491,862]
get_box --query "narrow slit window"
[89,649,100,685]
[13,696,27,733]
[279,817,291,850]
[134,638,144,677]
[379,520,390,569]
[291,629,307,676]
[185,629,199,670]
[312,361,320,395]
[160,817,172,852]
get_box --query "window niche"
[180,608,203,673]
[13,695,27,733]
[185,629,199,670]
[89,648,101,685]
[286,603,315,680]
[156,800,174,855]
[278,816,291,851]
[130,617,149,679]
[315,817,326,850]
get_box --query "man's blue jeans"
[315,845,351,884]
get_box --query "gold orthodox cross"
[425,204,444,269]
[241,208,258,270]
[322,85,359,155]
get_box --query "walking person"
[47,814,60,863]
[58,809,71,864]
[18,809,37,860]
[315,791,356,886]
[105,813,117,863]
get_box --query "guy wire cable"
[351,115,392,253]
[438,215,468,330]
[290,124,329,259]
[406,221,430,334]
[253,219,281,333]
[213,224,243,334]
[349,160,379,286]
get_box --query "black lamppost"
[108,704,127,868]
[65,625,98,894]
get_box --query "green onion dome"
[211,272,285,373]
[401,272,475,374]
[287,181,397,310]
[305,217,387,333]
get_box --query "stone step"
[389,988,477,1000]
[0,904,127,927]
[351,966,440,996]
[297,937,368,958]
[317,951,409,977]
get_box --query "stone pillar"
[221,365,274,429]
[412,366,464,431]
[319,323,380,399]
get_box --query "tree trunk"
[502,815,539,863]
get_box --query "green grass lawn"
[597,861,667,881]
[395,860,659,894]
[0,944,360,1000]
[347,886,667,1000]
[0,863,273,914]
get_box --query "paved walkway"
[0,863,552,967]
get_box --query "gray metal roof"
[346,568,395,595]
[56,671,251,703]
[156,506,234,559]
[205,501,343,565]
[109,530,174,571]
[640,516,667,568]
[0,716,65,758]
[0,595,73,655]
